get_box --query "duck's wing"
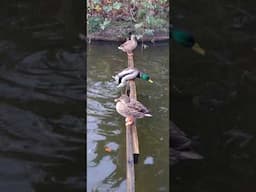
[119,40,132,48]
[128,99,151,114]
[116,101,143,118]
[118,68,138,78]
[121,71,139,83]
[113,68,133,82]
[114,68,139,85]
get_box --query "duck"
[112,67,153,88]
[170,25,205,55]
[170,121,203,165]
[114,95,152,126]
[118,34,137,55]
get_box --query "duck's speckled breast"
[116,102,129,118]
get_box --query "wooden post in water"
[125,53,140,192]
[126,121,135,192]
[127,55,140,162]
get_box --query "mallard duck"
[114,95,152,126]
[170,25,205,55]
[118,34,137,55]
[170,121,203,165]
[112,67,153,88]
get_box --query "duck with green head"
[170,25,205,55]
[112,67,153,88]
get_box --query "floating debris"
[104,146,112,153]
[144,156,154,165]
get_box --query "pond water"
[87,42,169,191]
[172,0,256,191]
[0,1,85,192]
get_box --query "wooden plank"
[125,53,139,192]
[126,124,135,192]
[129,80,140,163]
[127,55,140,162]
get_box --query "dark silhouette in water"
[170,25,205,55]
[170,121,203,165]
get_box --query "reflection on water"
[0,43,85,192]
[0,1,85,192]
[87,43,169,191]
[172,0,256,191]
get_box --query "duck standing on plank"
[118,34,137,56]
[112,67,153,88]
[114,95,152,126]
[170,25,205,55]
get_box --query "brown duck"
[118,34,137,55]
[114,95,152,126]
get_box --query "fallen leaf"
[94,4,102,12]
[104,146,112,152]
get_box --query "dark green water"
[0,1,85,192]
[87,43,169,191]
[172,0,256,191]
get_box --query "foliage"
[87,16,104,33]
[87,0,169,37]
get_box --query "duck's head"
[171,28,205,55]
[139,72,154,83]
[130,34,137,41]
[114,95,130,103]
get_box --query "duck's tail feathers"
[145,114,152,117]
[117,83,126,88]
[112,75,120,84]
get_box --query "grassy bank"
[87,0,169,41]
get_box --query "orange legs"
[125,116,134,126]
[127,52,133,57]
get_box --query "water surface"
[87,42,169,191]
[171,0,256,191]
[0,1,85,191]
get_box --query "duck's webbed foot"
[125,116,134,126]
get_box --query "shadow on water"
[172,0,256,191]
[87,42,169,191]
[0,1,85,192]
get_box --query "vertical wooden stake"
[126,53,140,192]
[127,55,140,161]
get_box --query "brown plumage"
[118,34,137,54]
[114,95,152,126]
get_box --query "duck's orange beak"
[148,79,154,83]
